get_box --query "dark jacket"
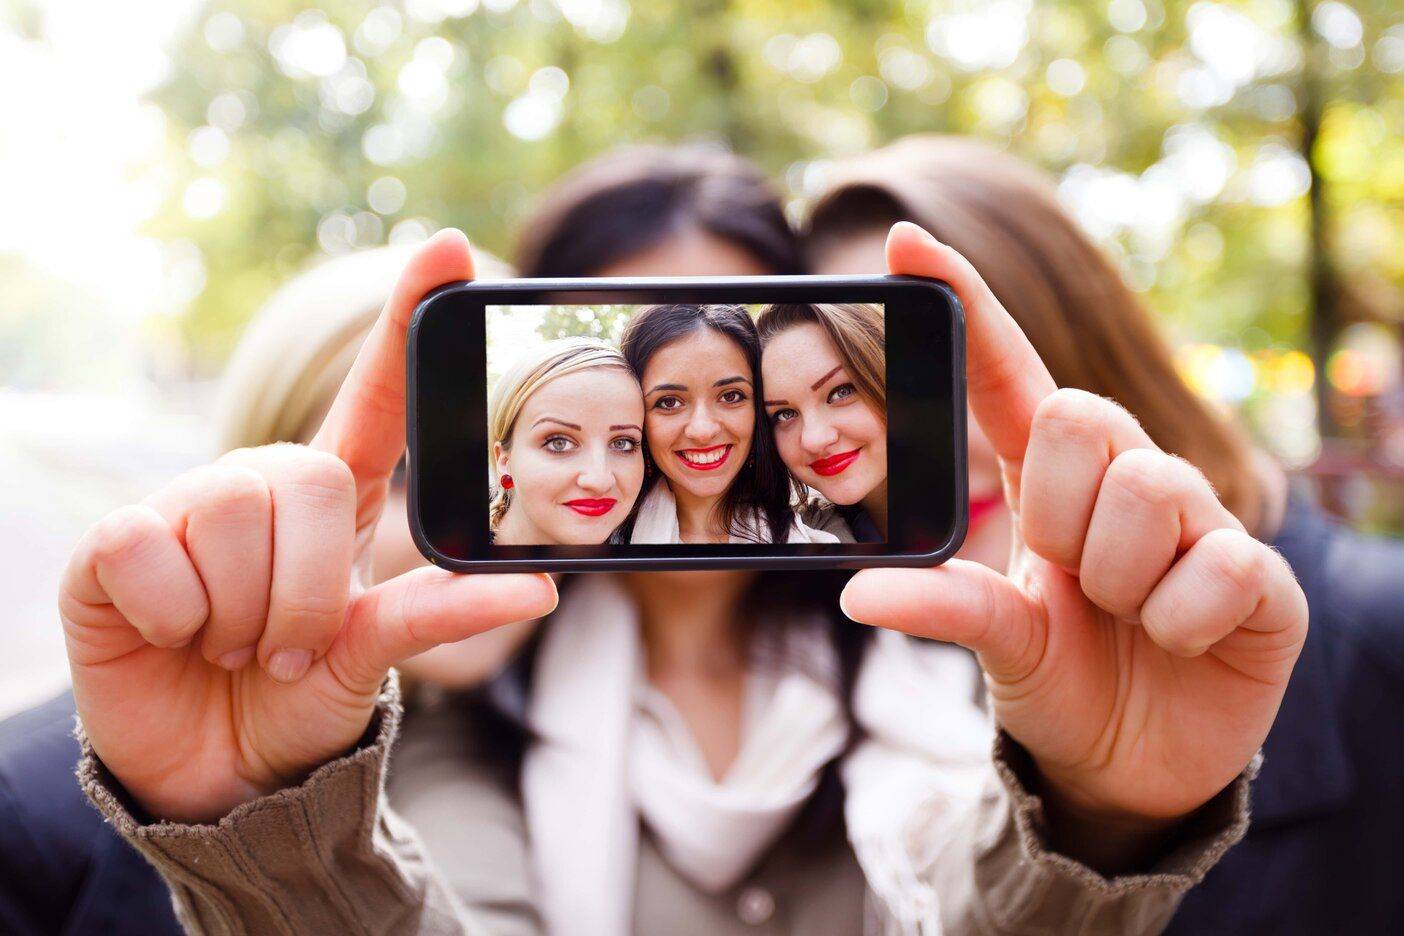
[0,692,180,936]
[1168,489,1404,935]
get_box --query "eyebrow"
[764,365,845,407]
[610,423,642,432]
[532,416,582,430]
[646,382,686,395]
[715,376,750,388]
[810,365,844,391]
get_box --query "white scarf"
[629,482,840,544]
[522,576,992,936]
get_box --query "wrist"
[1032,768,1194,875]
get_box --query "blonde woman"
[488,338,646,545]
[757,303,889,542]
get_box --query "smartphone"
[407,275,966,571]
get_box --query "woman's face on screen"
[761,322,886,506]
[640,327,756,504]
[495,367,646,545]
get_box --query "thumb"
[328,568,557,695]
[841,561,1043,682]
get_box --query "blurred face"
[812,225,1010,569]
[495,367,645,545]
[641,327,755,505]
[762,323,886,506]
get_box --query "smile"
[564,498,617,517]
[809,449,861,477]
[675,444,732,471]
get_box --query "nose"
[576,448,613,494]
[683,405,721,444]
[801,415,839,454]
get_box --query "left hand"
[843,223,1307,832]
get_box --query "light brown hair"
[804,135,1263,531]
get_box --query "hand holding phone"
[58,231,556,823]
[842,223,1307,863]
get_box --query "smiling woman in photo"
[619,302,836,544]
[757,303,888,542]
[488,337,646,545]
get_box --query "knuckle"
[1102,449,1186,509]
[282,450,356,506]
[88,505,166,565]
[194,466,271,523]
[1199,528,1265,595]
[1031,388,1124,448]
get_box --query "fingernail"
[216,647,256,671]
[267,649,312,683]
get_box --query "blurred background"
[2,0,1400,715]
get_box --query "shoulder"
[796,497,856,543]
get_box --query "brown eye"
[720,388,747,405]
[653,395,683,412]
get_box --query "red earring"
[500,474,514,490]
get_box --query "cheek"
[619,455,645,496]
[515,451,569,498]
[727,406,755,445]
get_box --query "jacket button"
[737,886,775,926]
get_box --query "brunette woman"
[805,134,1404,935]
[619,302,836,544]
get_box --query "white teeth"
[681,446,726,465]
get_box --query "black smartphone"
[407,275,966,571]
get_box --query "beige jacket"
[79,679,1256,935]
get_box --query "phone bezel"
[406,275,967,571]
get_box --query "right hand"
[59,230,557,823]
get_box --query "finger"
[841,562,1043,682]
[142,463,273,670]
[325,568,557,696]
[1079,450,1242,620]
[310,229,474,526]
[885,222,1056,470]
[224,445,358,683]
[60,505,209,661]
[1018,389,1156,571]
[1139,529,1303,661]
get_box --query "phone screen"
[484,301,887,547]
[409,275,964,572]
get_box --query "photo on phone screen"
[484,301,888,547]
[409,275,964,572]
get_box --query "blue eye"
[611,437,640,453]
[828,383,857,404]
[771,408,797,425]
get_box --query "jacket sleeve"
[76,677,524,936]
[913,732,1257,936]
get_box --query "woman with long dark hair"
[618,302,834,544]
[59,145,1303,936]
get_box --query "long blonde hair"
[804,135,1264,531]
[488,337,635,528]
[756,303,886,415]
[217,244,514,452]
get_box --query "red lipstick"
[675,444,731,471]
[564,498,617,517]
[809,449,861,477]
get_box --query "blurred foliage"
[539,302,634,343]
[144,0,1402,480]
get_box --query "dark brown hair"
[514,144,805,278]
[804,135,1264,531]
[620,303,797,543]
